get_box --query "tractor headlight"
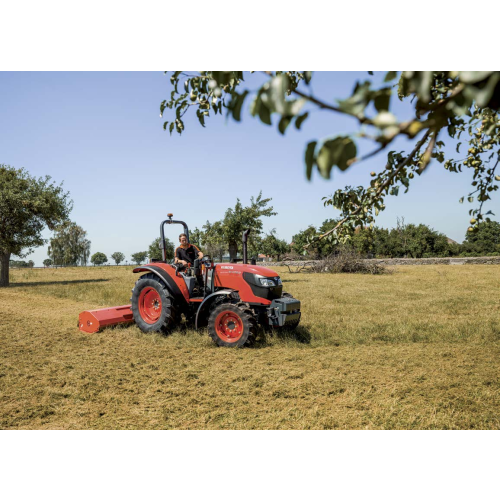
[253,275,281,287]
[259,277,276,287]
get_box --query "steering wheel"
[201,255,212,268]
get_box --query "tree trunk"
[228,241,238,263]
[0,251,11,287]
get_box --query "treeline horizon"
[11,218,500,268]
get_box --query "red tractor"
[78,215,301,347]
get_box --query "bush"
[308,249,391,275]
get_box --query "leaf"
[258,102,272,125]
[163,121,168,130]
[374,88,391,112]
[316,136,357,179]
[230,90,249,122]
[337,81,372,116]
[278,116,292,135]
[368,71,374,75]
[456,142,461,153]
[384,71,398,82]
[295,112,309,130]
[304,141,317,180]
[169,122,174,135]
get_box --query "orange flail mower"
[78,305,134,333]
[78,215,301,347]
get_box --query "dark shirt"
[175,244,201,265]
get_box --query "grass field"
[1,264,499,429]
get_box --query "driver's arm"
[193,244,203,259]
[174,247,185,264]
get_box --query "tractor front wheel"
[131,273,178,333]
[208,303,257,348]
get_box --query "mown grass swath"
[1,265,499,429]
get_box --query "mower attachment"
[78,305,134,333]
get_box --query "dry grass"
[1,265,499,429]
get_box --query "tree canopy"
[260,230,289,261]
[220,192,276,261]
[111,252,125,265]
[162,71,500,250]
[47,221,91,266]
[0,165,72,286]
[131,251,148,265]
[462,220,500,255]
[148,237,174,261]
[90,252,107,266]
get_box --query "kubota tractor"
[78,214,301,347]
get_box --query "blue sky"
[1,71,498,265]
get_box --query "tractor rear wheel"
[208,303,257,348]
[131,273,178,333]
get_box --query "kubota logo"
[221,266,234,269]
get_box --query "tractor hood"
[214,263,279,277]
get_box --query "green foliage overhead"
[90,252,108,266]
[0,164,72,286]
[161,71,500,248]
[131,251,148,265]
[111,252,125,265]
[47,221,91,266]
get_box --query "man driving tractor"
[174,233,203,266]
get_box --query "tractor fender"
[195,290,235,329]
[133,265,188,307]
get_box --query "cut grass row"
[1,265,499,429]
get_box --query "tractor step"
[78,305,134,333]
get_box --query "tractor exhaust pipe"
[242,229,251,264]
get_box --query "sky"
[1,71,498,266]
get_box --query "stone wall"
[262,256,500,267]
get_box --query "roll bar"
[160,214,189,261]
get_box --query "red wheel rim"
[138,287,162,324]
[214,311,244,343]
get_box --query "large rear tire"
[208,303,257,348]
[131,273,178,333]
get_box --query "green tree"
[91,252,108,266]
[131,251,148,265]
[28,260,34,268]
[462,220,500,255]
[0,165,72,287]
[260,230,289,261]
[202,220,226,261]
[221,192,276,261]
[162,71,500,245]
[43,258,53,268]
[9,260,28,268]
[111,252,125,265]
[189,228,203,249]
[148,237,174,261]
[291,226,318,256]
[47,221,91,266]
[350,226,377,256]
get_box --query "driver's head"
[179,233,188,247]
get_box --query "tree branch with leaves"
[161,71,500,250]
